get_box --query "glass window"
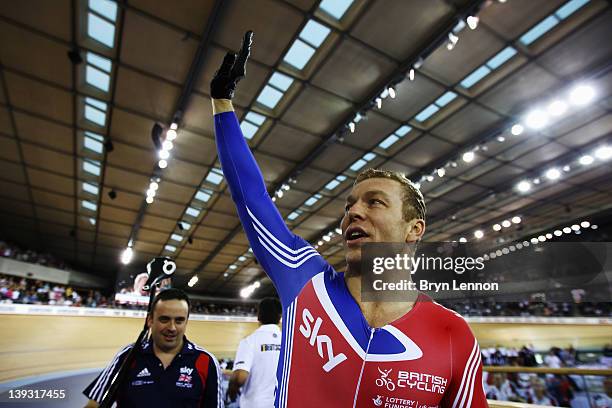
[283,39,316,70]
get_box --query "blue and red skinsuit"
[214,107,488,408]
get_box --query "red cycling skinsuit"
[214,103,488,408]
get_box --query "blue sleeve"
[214,109,329,305]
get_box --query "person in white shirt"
[228,297,282,407]
[544,348,563,369]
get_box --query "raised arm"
[211,32,327,305]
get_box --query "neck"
[344,273,418,328]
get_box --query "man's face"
[147,299,189,352]
[340,178,424,266]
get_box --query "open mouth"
[344,226,369,245]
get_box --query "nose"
[347,200,366,222]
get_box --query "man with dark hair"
[211,32,487,407]
[83,288,222,407]
[228,297,282,407]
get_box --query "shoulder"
[188,341,220,365]
[423,299,474,336]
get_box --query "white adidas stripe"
[280,300,296,407]
[252,222,318,261]
[464,352,481,408]
[451,339,478,408]
[246,207,315,255]
[193,343,223,408]
[90,344,133,401]
[257,237,320,269]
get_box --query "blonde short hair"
[355,168,426,221]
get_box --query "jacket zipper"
[352,328,376,408]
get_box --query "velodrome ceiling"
[0,0,611,297]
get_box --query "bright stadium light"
[512,216,521,224]
[545,168,561,180]
[474,230,484,239]
[158,159,168,169]
[493,224,501,231]
[467,15,479,29]
[595,146,612,160]
[511,124,524,136]
[121,247,133,265]
[462,151,475,163]
[525,109,548,129]
[569,84,595,106]
[579,155,594,165]
[517,180,531,193]
[501,220,511,228]
[166,129,177,141]
[580,221,590,228]
[547,100,568,116]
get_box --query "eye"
[369,198,384,206]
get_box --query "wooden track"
[0,314,610,382]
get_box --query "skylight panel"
[206,168,224,185]
[319,0,354,20]
[395,125,412,137]
[378,135,399,149]
[363,152,376,162]
[89,0,117,22]
[287,210,303,221]
[435,91,457,108]
[86,52,112,72]
[268,72,294,92]
[179,222,191,231]
[164,245,177,252]
[283,39,316,70]
[299,20,331,48]
[556,0,589,20]
[245,111,266,126]
[349,159,367,172]
[460,65,491,88]
[256,85,284,109]
[84,131,104,153]
[89,218,96,225]
[194,189,212,203]
[519,16,559,45]
[81,200,97,211]
[82,182,99,195]
[486,46,517,69]
[185,207,201,218]
[83,160,101,176]
[85,65,110,92]
[87,12,115,48]
[170,233,183,242]
[85,105,106,126]
[324,175,347,191]
[415,105,439,122]
[85,97,107,110]
[304,194,322,207]
[240,121,259,139]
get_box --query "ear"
[146,314,153,328]
[405,219,426,243]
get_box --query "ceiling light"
[317,240,323,246]
[149,182,159,191]
[554,230,562,236]
[493,224,501,231]
[595,146,612,160]
[591,224,598,230]
[188,276,198,287]
[426,175,434,182]
[546,233,553,239]
[375,97,382,109]
[146,189,156,197]
[517,180,531,193]
[545,168,561,180]
[170,123,178,130]
[282,184,290,191]
[121,247,133,265]
[497,135,506,142]
[466,15,479,30]
[525,109,548,129]
[158,159,168,169]
[162,140,173,151]
[569,84,595,106]
[533,178,540,185]
[159,149,170,160]
[511,124,524,136]
[579,155,593,165]
[563,227,571,234]
[462,151,475,163]
[474,230,484,239]
[166,129,177,141]
[512,216,521,224]
[580,221,590,228]
[571,224,580,231]
[388,86,396,99]
[146,196,154,204]
[447,32,459,50]
[502,220,511,228]
[437,168,446,177]
[562,165,570,172]
[530,237,538,244]
[408,69,415,81]
[459,237,467,243]
[349,122,355,133]
[276,190,284,198]
[538,235,546,242]
[323,235,331,242]
[547,100,568,116]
